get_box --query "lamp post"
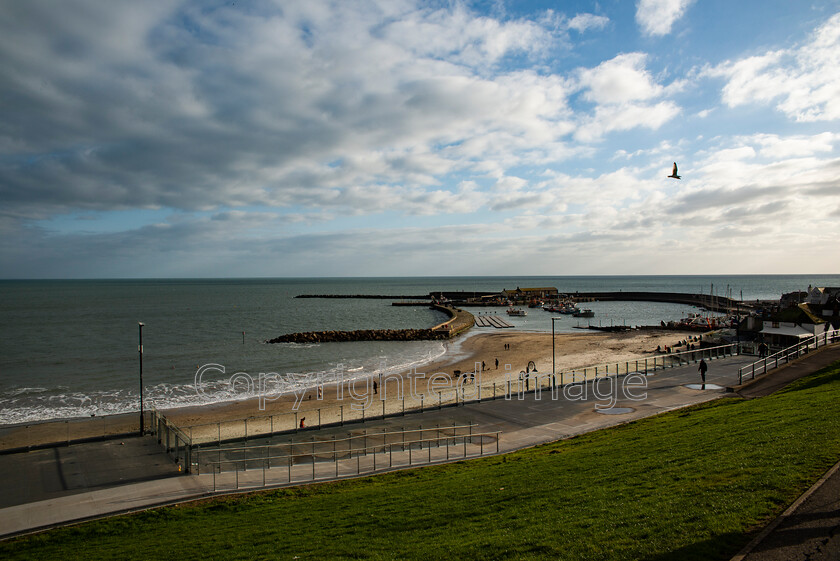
[138,322,145,435]
[551,317,561,386]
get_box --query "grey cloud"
[668,185,785,215]
[0,1,581,220]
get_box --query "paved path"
[0,436,179,509]
[730,344,840,561]
[0,351,753,538]
[0,346,836,545]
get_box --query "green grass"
[4,362,840,561]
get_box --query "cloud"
[567,13,610,33]
[636,0,694,37]
[0,0,590,221]
[708,12,840,121]
[577,53,663,104]
[571,52,681,141]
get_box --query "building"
[780,290,807,308]
[501,287,559,301]
[760,321,821,349]
[805,286,840,306]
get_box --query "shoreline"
[151,328,702,428]
[0,329,701,449]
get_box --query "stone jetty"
[267,305,475,344]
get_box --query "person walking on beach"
[698,359,708,389]
[495,358,499,369]
[373,380,378,395]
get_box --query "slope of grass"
[4,362,840,560]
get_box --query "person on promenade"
[300,417,306,429]
[698,359,708,390]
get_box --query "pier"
[297,290,751,313]
[473,315,514,328]
[267,305,474,343]
[569,291,749,313]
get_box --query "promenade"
[1,346,838,558]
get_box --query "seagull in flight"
[667,162,681,179]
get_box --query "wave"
[0,341,450,425]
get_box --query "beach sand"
[161,328,700,442]
[0,329,700,449]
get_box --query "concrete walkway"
[0,351,753,538]
[730,344,840,561]
[0,347,835,543]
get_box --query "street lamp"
[551,317,561,387]
[138,322,145,435]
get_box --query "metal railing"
[551,343,737,384]
[0,411,150,454]
[175,343,739,447]
[195,424,501,492]
[149,407,192,470]
[0,343,738,454]
[738,328,840,384]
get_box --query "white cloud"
[750,133,838,159]
[578,53,663,104]
[576,100,680,142]
[572,52,681,141]
[382,5,554,67]
[567,13,610,33]
[636,0,694,37]
[709,13,840,122]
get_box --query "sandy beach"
[0,329,701,449]
[161,328,700,438]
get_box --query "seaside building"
[780,291,808,308]
[501,287,559,302]
[805,286,840,308]
[759,321,822,349]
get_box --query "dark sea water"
[1,275,837,424]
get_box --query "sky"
[1,0,839,278]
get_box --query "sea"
[2,275,838,425]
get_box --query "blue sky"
[1,0,839,278]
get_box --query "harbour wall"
[571,291,747,312]
[266,305,474,344]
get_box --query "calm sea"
[1,275,837,424]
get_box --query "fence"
[738,328,840,384]
[176,343,739,446]
[194,424,501,492]
[0,343,737,454]
[0,411,148,454]
[149,407,193,469]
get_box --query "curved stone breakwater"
[267,328,451,344]
[267,305,475,344]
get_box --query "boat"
[506,308,527,317]
[573,309,594,318]
[559,305,580,315]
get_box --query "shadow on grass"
[640,532,753,561]
[774,361,840,395]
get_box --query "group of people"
[655,335,703,354]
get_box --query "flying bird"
[667,162,681,179]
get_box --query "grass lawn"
[3,361,840,560]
